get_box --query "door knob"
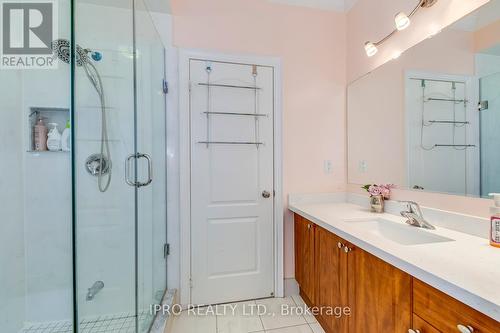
[408,330,420,333]
[344,246,352,253]
[457,325,474,333]
[262,190,271,198]
[337,242,344,249]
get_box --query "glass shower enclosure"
[479,71,500,197]
[0,0,168,332]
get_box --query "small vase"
[370,195,385,213]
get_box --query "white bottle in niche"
[61,120,71,152]
[47,123,62,151]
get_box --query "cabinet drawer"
[413,279,499,333]
[412,314,440,333]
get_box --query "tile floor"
[20,310,153,333]
[170,295,326,333]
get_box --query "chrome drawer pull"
[457,324,474,333]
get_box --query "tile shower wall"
[0,71,25,333]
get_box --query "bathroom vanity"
[289,194,500,333]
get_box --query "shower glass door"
[74,0,137,330]
[135,0,167,330]
[74,0,167,332]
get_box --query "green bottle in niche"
[61,120,71,152]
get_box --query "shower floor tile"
[21,311,153,333]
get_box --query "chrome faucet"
[86,281,104,301]
[399,201,435,230]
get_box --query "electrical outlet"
[359,160,367,173]
[324,160,333,174]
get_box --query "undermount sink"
[344,218,455,245]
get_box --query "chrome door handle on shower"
[125,154,135,186]
[125,153,153,187]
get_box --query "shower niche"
[28,106,70,153]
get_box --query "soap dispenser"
[489,193,500,248]
[47,123,62,151]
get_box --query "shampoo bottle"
[47,123,62,151]
[34,117,48,151]
[489,193,500,248]
[61,120,71,152]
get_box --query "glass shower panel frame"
[134,0,168,331]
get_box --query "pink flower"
[368,185,381,196]
[365,184,395,199]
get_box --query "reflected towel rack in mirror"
[203,111,268,117]
[425,97,468,103]
[198,82,261,90]
[433,144,476,148]
[428,120,470,125]
[198,141,264,145]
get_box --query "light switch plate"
[359,160,367,173]
[324,160,333,174]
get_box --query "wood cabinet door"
[412,314,441,333]
[413,279,500,333]
[294,214,315,304]
[315,226,348,333]
[347,244,412,333]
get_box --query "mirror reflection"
[347,0,500,198]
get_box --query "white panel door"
[190,59,274,305]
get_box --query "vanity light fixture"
[364,42,378,57]
[364,0,438,57]
[395,12,411,31]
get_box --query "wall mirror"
[347,0,500,198]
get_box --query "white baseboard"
[284,278,299,297]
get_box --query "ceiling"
[268,0,358,12]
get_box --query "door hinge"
[162,79,169,94]
[189,278,193,289]
[478,100,489,111]
[163,243,170,258]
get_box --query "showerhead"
[52,39,90,66]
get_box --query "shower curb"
[149,289,177,333]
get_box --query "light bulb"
[364,42,378,57]
[395,12,411,31]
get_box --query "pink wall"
[347,0,489,83]
[170,0,346,278]
[475,19,500,52]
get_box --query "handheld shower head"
[52,39,90,66]
[51,39,112,193]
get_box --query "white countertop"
[289,196,500,322]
